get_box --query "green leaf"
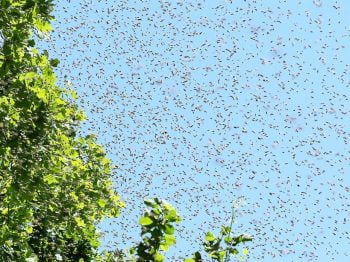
[162,200,173,211]
[28,40,35,47]
[194,252,202,259]
[205,232,216,242]
[235,234,253,244]
[221,226,231,235]
[34,19,52,32]
[144,198,156,207]
[229,248,239,255]
[44,174,58,185]
[165,209,180,222]
[74,217,86,227]
[25,226,33,234]
[153,253,164,262]
[160,243,169,251]
[242,248,249,255]
[50,58,60,67]
[218,250,226,261]
[224,236,232,244]
[164,234,176,246]
[139,216,153,226]
[97,199,106,208]
[164,224,175,235]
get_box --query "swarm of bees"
[40,0,350,260]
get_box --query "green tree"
[0,0,124,260]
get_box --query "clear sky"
[39,0,350,261]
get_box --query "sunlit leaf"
[242,248,249,255]
[205,232,216,242]
[75,217,86,227]
[153,253,164,262]
[164,234,176,246]
[139,216,153,226]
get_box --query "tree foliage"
[135,198,181,261]
[0,0,124,260]
[101,198,252,262]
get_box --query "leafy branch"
[102,198,253,262]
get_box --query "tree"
[0,1,124,260]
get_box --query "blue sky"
[39,0,350,261]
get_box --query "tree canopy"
[0,0,124,260]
